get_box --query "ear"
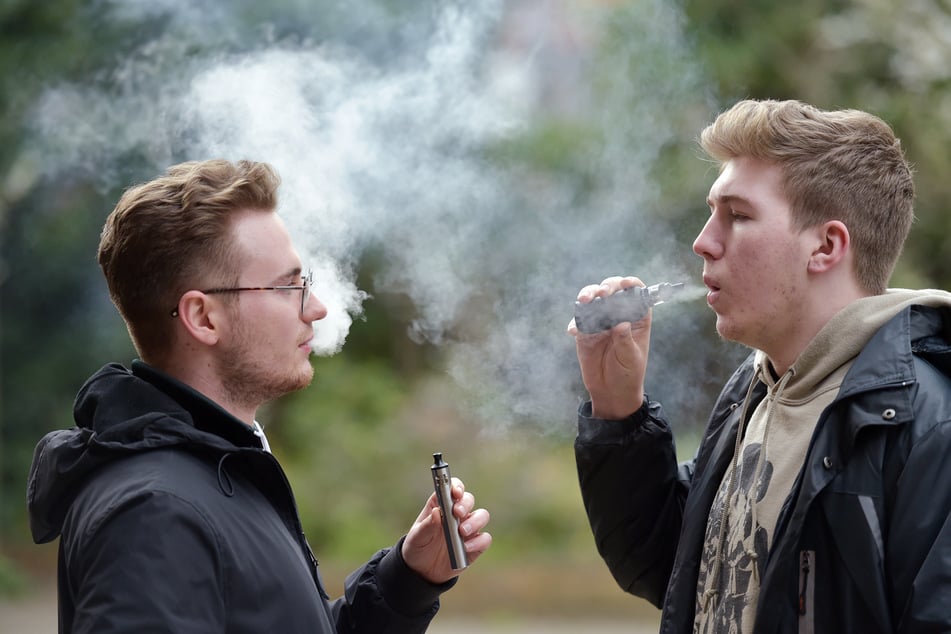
[807,220,850,274]
[174,290,225,346]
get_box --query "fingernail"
[461,522,472,536]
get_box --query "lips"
[703,275,721,305]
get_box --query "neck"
[765,279,869,375]
[155,357,258,427]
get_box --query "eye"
[730,209,748,222]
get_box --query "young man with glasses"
[27,159,492,633]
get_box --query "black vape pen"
[431,452,468,570]
[574,281,684,334]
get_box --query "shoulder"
[85,447,218,495]
[907,354,951,437]
[906,305,951,437]
[64,449,227,540]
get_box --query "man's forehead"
[708,157,783,199]
[229,212,302,276]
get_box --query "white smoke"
[32,0,723,434]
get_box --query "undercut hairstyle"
[699,99,915,294]
[98,159,281,359]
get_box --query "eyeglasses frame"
[170,270,313,318]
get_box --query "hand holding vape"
[431,452,468,570]
[574,281,684,334]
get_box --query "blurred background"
[3,0,951,631]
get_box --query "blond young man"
[28,160,491,633]
[571,100,951,632]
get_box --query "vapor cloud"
[32,0,728,434]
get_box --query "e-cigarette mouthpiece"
[574,282,685,334]
[431,452,468,570]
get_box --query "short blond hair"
[700,99,914,294]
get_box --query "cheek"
[745,244,807,306]
[742,233,801,273]
[730,241,776,281]
[725,243,801,313]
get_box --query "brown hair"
[699,99,915,294]
[98,159,280,359]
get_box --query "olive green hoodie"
[694,288,951,634]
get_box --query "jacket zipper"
[253,450,330,598]
[798,550,815,634]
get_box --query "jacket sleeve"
[329,536,454,633]
[63,491,228,633]
[574,397,693,607]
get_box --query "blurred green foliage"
[3,0,951,609]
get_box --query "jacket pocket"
[798,550,815,634]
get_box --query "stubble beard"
[219,331,314,411]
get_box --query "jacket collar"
[832,306,951,440]
[131,360,263,450]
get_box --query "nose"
[693,215,721,261]
[303,292,328,322]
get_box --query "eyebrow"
[706,193,753,208]
[268,266,303,285]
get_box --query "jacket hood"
[753,288,951,400]
[798,288,951,390]
[27,362,242,544]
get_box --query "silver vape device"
[431,452,468,570]
[574,281,685,334]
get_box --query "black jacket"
[28,361,451,633]
[576,305,951,633]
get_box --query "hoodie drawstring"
[747,367,793,585]
[252,420,272,453]
[703,365,794,611]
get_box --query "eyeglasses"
[170,270,313,317]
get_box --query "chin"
[273,365,314,397]
[300,364,316,387]
[715,317,741,344]
[290,366,314,389]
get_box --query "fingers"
[447,477,489,544]
[414,492,440,525]
[575,276,643,303]
[449,477,477,519]
[568,276,644,335]
[450,477,465,500]
[459,507,490,539]
[462,529,492,564]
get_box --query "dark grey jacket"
[28,361,451,633]
[576,305,951,633]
